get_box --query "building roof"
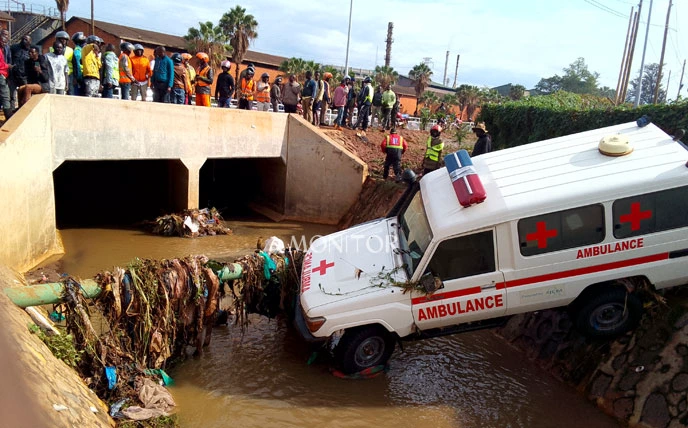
[242,50,287,68]
[421,122,688,238]
[0,11,15,21]
[66,17,188,49]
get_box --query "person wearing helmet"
[422,124,444,174]
[80,37,101,97]
[69,32,86,95]
[255,72,271,112]
[318,71,333,126]
[194,52,213,107]
[214,59,234,108]
[353,76,373,136]
[118,42,135,101]
[270,75,282,113]
[130,44,151,101]
[180,53,195,104]
[100,44,119,98]
[170,52,188,104]
[238,66,255,110]
[381,126,407,180]
[54,31,73,91]
[151,46,173,103]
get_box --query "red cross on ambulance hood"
[301,218,405,310]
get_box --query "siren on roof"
[599,135,633,157]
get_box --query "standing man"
[118,42,135,101]
[45,40,68,94]
[422,125,444,175]
[100,44,118,98]
[10,35,31,106]
[371,85,383,128]
[80,37,101,97]
[471,122,492,156]
[151,46,173,103]
[194,52,213,107]
[270,75,282,113]
[0,30,13,121]
[319,72,332,126]
[69,32,86,96]
[170,53,188,105]
[354,76,373,137]
[281,74,300,114]
[255,72,271,111]
[332,77,347,130]
[238,66,255,110]
[380,85,396,130]
[343,77,355,127]
[214,60,234,108]
[380,127,407,180]
[301,70,316,123]
[130,44,151,101]
[181,53,195,105]
[54,31,72,93]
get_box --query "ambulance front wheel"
[335,326,396,374]
[574,288,643,338]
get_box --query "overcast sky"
[35,0,687,99]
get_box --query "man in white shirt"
[45,40,68,94]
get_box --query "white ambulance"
[294,121,688,374]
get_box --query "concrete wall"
[0,94,365,270]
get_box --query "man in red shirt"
[0,30,12,121]
[380,127,408,180]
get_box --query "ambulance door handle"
[481,282,496,291]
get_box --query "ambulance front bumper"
[293,302,328,344]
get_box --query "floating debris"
[148,208,231,237]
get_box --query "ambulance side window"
[518,204,605,256]
[426,231,495,281]
[613,186,688,239]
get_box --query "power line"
[583,0,627,18]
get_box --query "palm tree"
[456,84,480,121]
[374,65,398,90]
[219,6,258,89]
[409,63,433,115]
[279,57,308,81]
[184,22,232,70]
[419,91,438,110]
[54,0,68,30]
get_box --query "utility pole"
[615,7,634,104]
[344,0,353,77]
[452,54,460,88]
[676,59,685,100]
[443,51,449,87]
[91,0,95,34]
[384,22,393,68]
[634,0,653,107]
[653,0,672,104]
[621,8,641,103]
[663,69,671,103]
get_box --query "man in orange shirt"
[194,52,213,107]
[129,44,151,101]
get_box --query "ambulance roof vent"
[598,134,633,157]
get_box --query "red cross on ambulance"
[526,221,558,249]
[620,202,652,231]
[312,259,335,276]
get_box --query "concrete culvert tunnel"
[200,158,286,218]
[53,159,190,228]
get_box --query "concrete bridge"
[0,94,367,272]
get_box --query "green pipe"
[5,264,243,308]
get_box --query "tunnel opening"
[200,158,286,219]
[54,160,189,228]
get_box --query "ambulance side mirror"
[420,272,442,293]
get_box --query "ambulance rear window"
[518,204,605,256]
[613,185,688,239]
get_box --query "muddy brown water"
[52,220,619,428]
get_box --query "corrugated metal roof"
[69,16,188,49]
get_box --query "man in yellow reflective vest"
[380,127,408,180]
[422,124,444,175]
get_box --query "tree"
[456,84,481,121]
[509,84,526,100]
[419,91,438,110]
[625,63,665,105]
[54,0,68,30]
[184,21,231,70]
[535,58,601,95]
[409,62,433,115]
[279,57,307,81]
[219,6,258,91]
[374,65,399,90]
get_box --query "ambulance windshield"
[399,192,433,276]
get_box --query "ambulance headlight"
[305,315,326,333]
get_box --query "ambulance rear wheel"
[575,288,643,338]
[336,326,395,374]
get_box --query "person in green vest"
[422,124,444,175]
